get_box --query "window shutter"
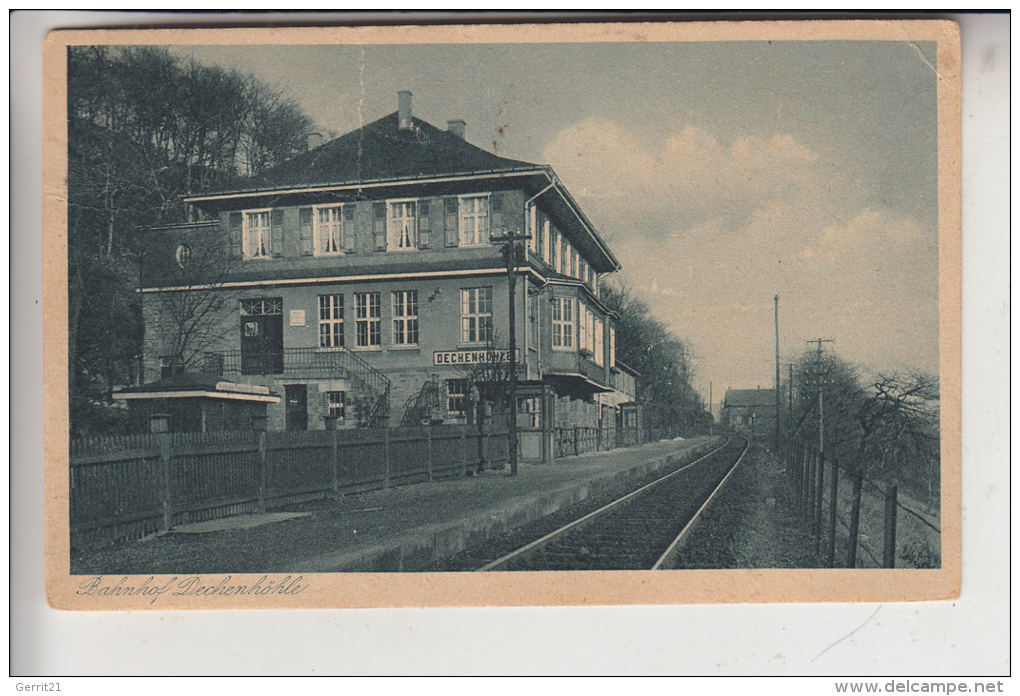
[299,208,313,256]
[343,205,357,252]
[373,202,387,251]
[490,192,504,230]
[228,212,243,259]
[418,200,430,248]
[270,209,284,257]
[444,198,459,247]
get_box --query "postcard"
[44,19,961,610]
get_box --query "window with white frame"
[561,237,570,276]
[327,391,346,420]
[318,294,344,348]
[355,292,381,347]
[542,219,551,265]
[447,378,469,416]
[459,195,490,246]
[461,287,493,345]
[243,209,272,259]
[387,200,417,250]
[550,227,560,271]
[552,297,574,349]
[594,317,604,365]
[391,290,419,346]
[578,303,588,352]
[315,205,345,255]
[528,205,538,253]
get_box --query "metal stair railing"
[400,378,442,427]
[204,347,391,427]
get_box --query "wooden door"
[285,384,308,431]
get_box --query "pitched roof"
[229,112,542,193]
[724,389,776,408]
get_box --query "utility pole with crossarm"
[491,225,531,477]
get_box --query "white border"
[11,11,1009,676]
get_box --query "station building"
[132,92,636,462]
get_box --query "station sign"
[433,349,521,366]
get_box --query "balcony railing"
[207,347,361,378]
[204,347,391,427]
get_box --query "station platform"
[71,436,717,576]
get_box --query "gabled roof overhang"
[184,165,621,276]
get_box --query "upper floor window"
[528,205,538,253]
[315,205,345,255]
[578,303,588,352]
[541,219,551,265]
[459,195,490,246]
[243,209,272,259]
[355,292,381,348]
[593,317,605,366]
[318,294,344,348]
[609,326,616,368]
[552,297,574,350]
[549,227,558,272]
[461,287,493,345]
[391,290,419,346]
[388,200,417,250]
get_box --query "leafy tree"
[600,282,705,438]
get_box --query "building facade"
[135,93,628,462]
[721,388,777,438]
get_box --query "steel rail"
[651,437,750,570]
[475,436,734,572]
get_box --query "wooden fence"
[70,425,509,552]
[786,441,941,569]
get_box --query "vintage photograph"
[46,21,960,608]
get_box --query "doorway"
[285,384,308,431]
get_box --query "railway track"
[464,435,749,572]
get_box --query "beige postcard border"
[43,19,961,610]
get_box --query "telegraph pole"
[787,363,794,418]
[492,225,531,477]
[774,295,781,450]
[805,338,834,454]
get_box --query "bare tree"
[151,232,238,376]
[66,45,317,435]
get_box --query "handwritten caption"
[76,575,308,605]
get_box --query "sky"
[168,40,940,411]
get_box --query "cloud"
[544,118,821,231]
[543,119,939,393]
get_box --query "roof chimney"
[398,91,413,130]
[306,132,324,151]
[447,119,466,139]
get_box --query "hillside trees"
[599,283,707,437]
[67,46,315,436]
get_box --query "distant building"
[722,388,776,437]
[126,92,632,462]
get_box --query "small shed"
[113,373,280,433]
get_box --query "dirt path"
[674,442,822,569]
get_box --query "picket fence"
[69,425,509,552]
